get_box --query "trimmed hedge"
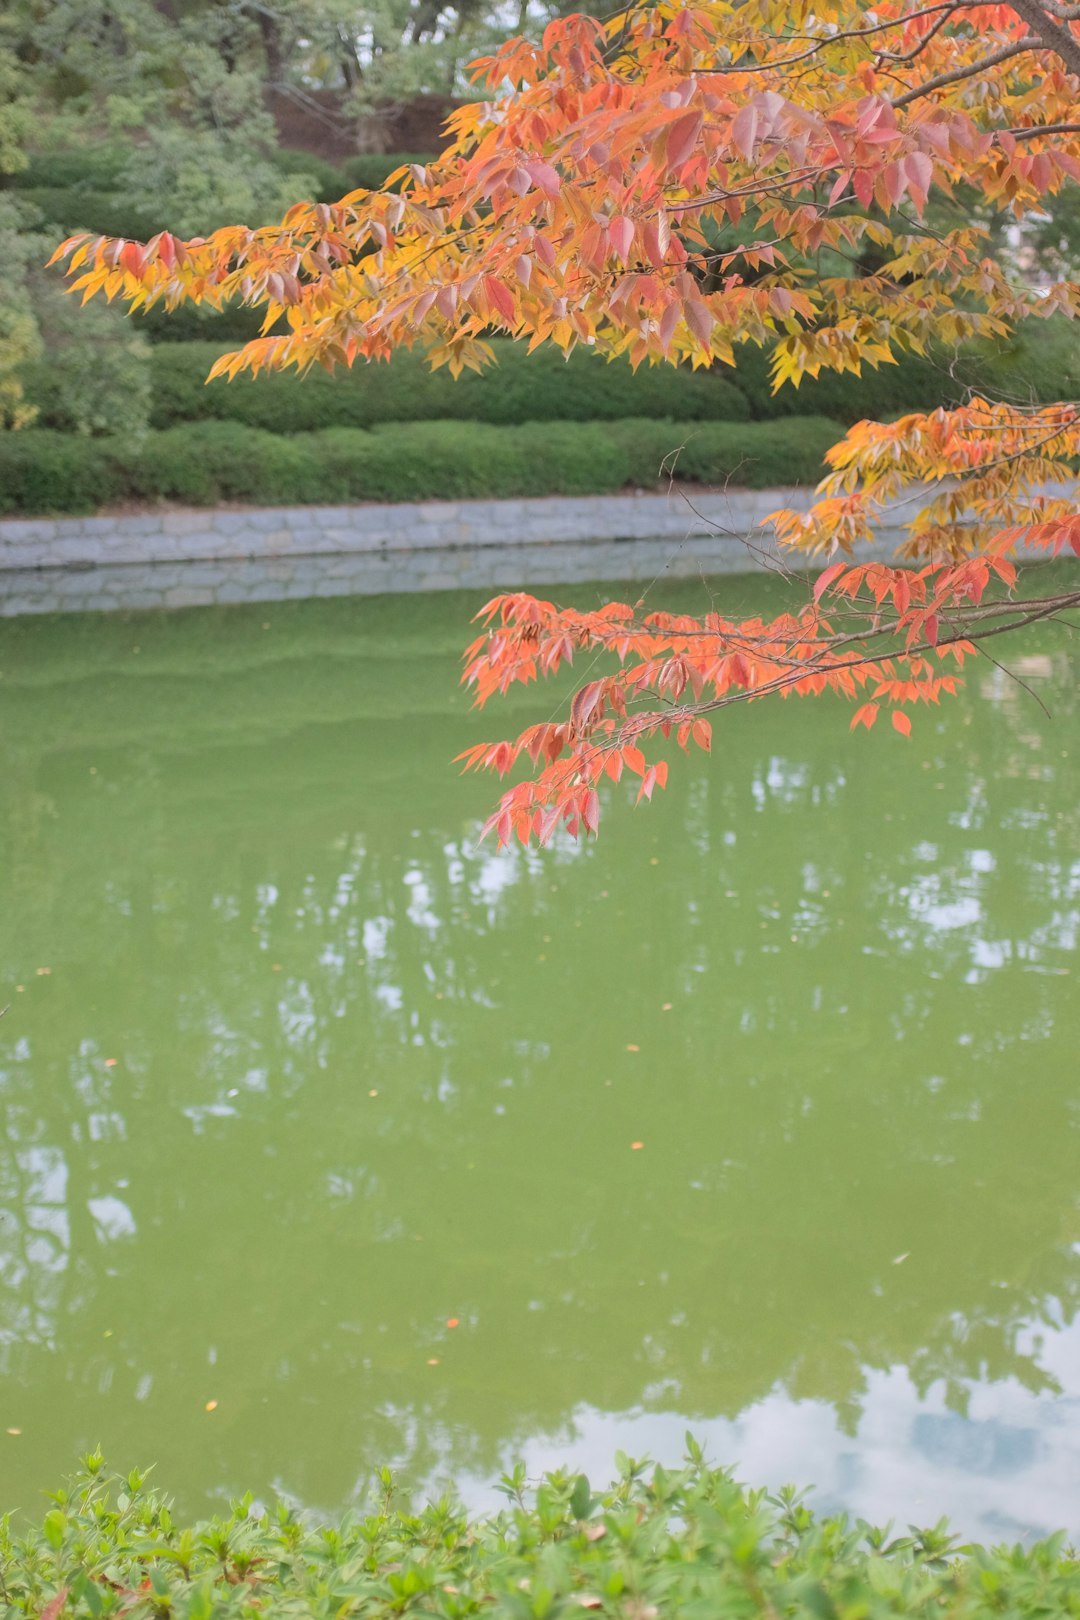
[606,415,840,487]
[3,1455,1079,1620]
[0,416,842,515]
[32,321,1074,433]
[124,343,751,433]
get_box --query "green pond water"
[0,572,1077,1543]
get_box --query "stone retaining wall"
[0,489,815,571]
[0,486,1053,616]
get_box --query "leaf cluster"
[4,1453,1078,1620]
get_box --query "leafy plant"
[2,1454,1077,1620]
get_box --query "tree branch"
[891,36,1042,106]
[1006,0,1080,75]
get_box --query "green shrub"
[339,152,438,192]
[346,420,630,499]
[728,317,1080,422]
[12,186,164,241]
[728,344,957,423]
[14,145,129,191]
[0,415,839,515]
[134,303,271,345]
[122,423,325,506]
[608,415,840,488]
[3,1454,1078,1620]
[147,341,751,432]
[0,431,120,514]
[266,146,351,202]
[975,315,1080,406]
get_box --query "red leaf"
[119,241,145,276]
[851,702,879,730]
[683,297,714,348]
[525,159,561,196]
[608,215,635,263]
[892,710,912,736]
[642,213,670,267]
[41,1590,69,1620]
[482,275,516,324]
[731,104,758,161]
[666,111,703,171]
[813,562,847,603]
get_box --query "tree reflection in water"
[0,579,1076,1538]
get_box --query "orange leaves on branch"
[453,540,1053,846]
[46,0,1080,848]
[48,0,1080,399]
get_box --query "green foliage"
[145,341,751,431]
[339,152,439,192]
[607,416,840,488]
[728,317,1080,423]
[973,315,1080,407]
[0,416,842,514]
[0,429,119,510]
[9,198,151,439]
[0,32,33,179]
[266,145,354,203]
[1,1455,1077,1620]
[728,344,951,423]
[0,199,44,430]
[11,144,128,191]
[4,186,164,241]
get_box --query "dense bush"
[143,342,751,432]
[730,316,1080,422]
[607,415,840,488]
[13,146,129,191]
[0,430,120,513]
[0,416,842,514]
[339,152,438,192]
[11,186,165,242]
[87,318,1080,430]
[3,1454,1077,1620]
[729,343,958,422]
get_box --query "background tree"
[52,0,1080,843]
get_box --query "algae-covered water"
[0,574,1076,1541]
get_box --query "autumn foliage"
[50,0,1080,843]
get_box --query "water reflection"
[0,580,1076,1539]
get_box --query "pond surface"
[0,573,1077,1543]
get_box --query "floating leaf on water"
[205,1400,218,1412]
[631,1142,644,1151]
[892,1253,910,1266]
[446,1318,460,1328]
